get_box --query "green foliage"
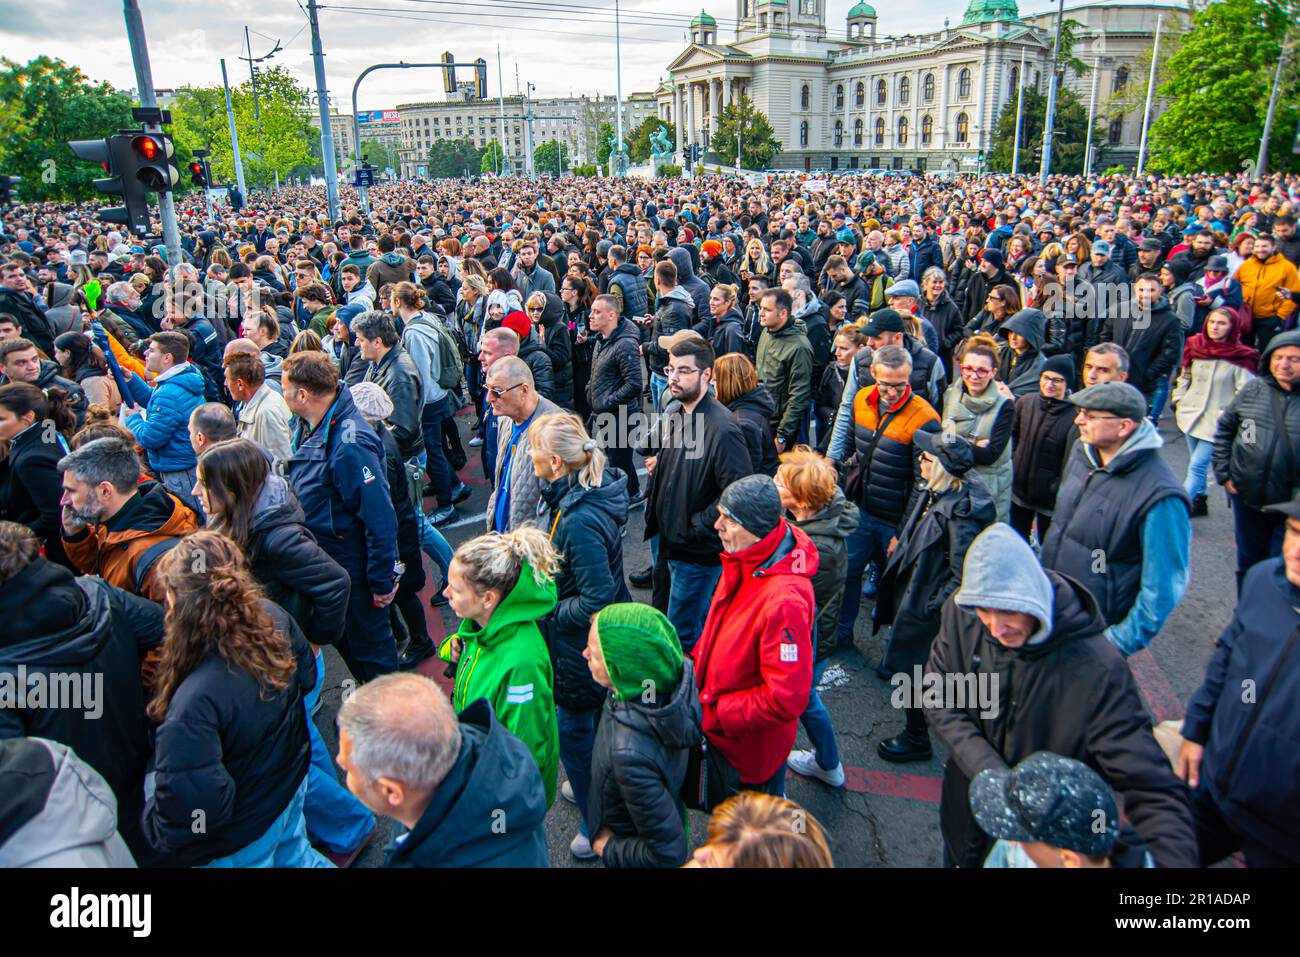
[533,139,570,175]
[628,116,675,163]
[1104,163,1129,176]
[0,56,136,201]
[1056,19,1091,81]
[655,163,683,178]
[571,163,599,177]
[1148,0,1299,174]
[710,96,781,169]
[595,122,616,166]
[358,138,399,175]
[986,85,1102,175]
[427,138,483,178]
[481,141,507,174]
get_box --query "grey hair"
[105,281,137,306]
[487,355,533,389]
[337,673,462,792]
[190,402,237,442]
[460,274,488,296]
[350,310,399,347]
[788,274,813,296]
[871,343,913,372]
[1088,341,1130,373]
[57,436,141,494]
[921,266,946,285]
[480,327,520,357]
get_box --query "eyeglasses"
[488,382,525,399]
[875,380,909,394]
[526,306,544,314]
[960,365,994,378]
[664,365,702,379]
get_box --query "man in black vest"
[1040,381,1191,658]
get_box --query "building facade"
[657,1,1187,172]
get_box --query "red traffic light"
[134,135,161,160]
[189,162,203,175]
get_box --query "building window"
[923,73,935,102]
[1009,65,1019,99]
[855,82,865,107]
[1112,66,1130,94]
[801,84,811,111]
[1108,116,1124,145]
[921,114,933,145]
[958,68,972,99]
[876,79,887,105]
[874,117,885,145]
[897,115,909,146]
[799,121,809,146]
[830,156,839,170]
[760,13,767,29]
[834,120,843,147]
[955,112,969,143]
[854,118,863,146]
[899,76,910,105]
[835,84,844,109]
[801,0,816,14]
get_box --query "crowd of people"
[1,165,1298,869]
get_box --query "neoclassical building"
[656,1,1188,172]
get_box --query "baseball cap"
[658,328,706,354]
[859,308,906,337]
[1091,240,1112,257]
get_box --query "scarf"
[1181,312,1259,372]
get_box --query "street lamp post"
[1039,0,1065,184]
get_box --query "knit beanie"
[349,381,394,422]
[1040,353,1075,384]
[502,310,531,341]
[718,475,783,540]
[594,603,684,703]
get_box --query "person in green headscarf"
[583,603,702,868]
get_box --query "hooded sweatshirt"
[997,308,1048,397]
[438,560,560,806]
[668,246,710,321]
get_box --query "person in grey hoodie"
[996,308,1048,397]
[0,737,137,867]
[667,246,709,325]
[926,523,1197,869]
[43,282,82,337]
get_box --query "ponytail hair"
[454,526,561,602]
[0,382,76,438]
[530,412,605,489]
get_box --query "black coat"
[363,343,425,459]
[711,308,748,358]
[0,422,71,569]
[537,294,573,408]
[960,266,1014,324]
[518,332,557,406]
[1099,298,1181,398]
[540,470,631,710]
[142,601,314,867]
[588,318,643,414]
[0,287,56,355]
[724,384,779,476]
[375,422,421,561]
[875,476,996,673]
[1212,335,1300,509]
[917,291,965,361]
[0,560,163,857]
[926,571,1198,868]
[587,659,702,868]
[246,475,351,647]
[1011,392,1079,513]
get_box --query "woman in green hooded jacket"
[439,527,561,807]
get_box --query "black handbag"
[838,404,903,505]
[681,737,742,813]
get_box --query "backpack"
[412,312,464,390]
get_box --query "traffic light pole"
[307,0,340,222]
[352,62,455,212]
[122,0,181,274]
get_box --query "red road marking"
[788,766,944,802]
[1128,648,1185,723]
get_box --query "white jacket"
[1172,358,1254,442]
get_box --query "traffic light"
[475,58,488,100]
[441,51,456,94]
[189,157,210,189]
[0,175,19,208]
[68,135,151,236]
[131,132,179,192]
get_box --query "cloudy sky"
[2,0,1170,107]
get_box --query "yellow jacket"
[1238,252,1299,324]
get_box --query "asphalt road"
[312,401,1237,868]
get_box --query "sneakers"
[861,562,880,597]
[560,779,576,804]
[1191,494,1208,517]
[627,489,647,510]
[787,749,846,788]
[428,504,457,526]
[629,566,653,588]
[569,831,597,861]
[450,482,472,505]
[468,436,484,448]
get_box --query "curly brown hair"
[147,530,296,720]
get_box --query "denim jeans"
[421,397,456,506]
[198,778,334,868]
[800,657,841,772]
[650,371,669,413]
[339,577,400,682]
[1229,493,1286,594]
[418,512,454,579]
[1183,435,1215,498]
[662,559,722,652]
[303,650,375,853]
[557,704,600,836]
[838,511,897,644]
[1149,376,1172,423]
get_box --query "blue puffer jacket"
[1181,558,1300,862]
[123,362,206,473]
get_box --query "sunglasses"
[488,381,525,399]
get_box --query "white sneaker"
[560,779,575,804]
[787,749,845,788]
[569,831,597,860]
[468,436,484,448]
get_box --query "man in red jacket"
[692,475,817,795]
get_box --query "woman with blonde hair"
[528,411,631,858]
[707,282,747,357]
[714,352,777,475]
[439,526,562,807]
[738,237,773,283]
[142,530,329,867]
[688,792,833,868]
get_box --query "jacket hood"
[724,519,820,582]
[608,317,641,344]
[561,468,629,526]
[955,523,1055,645]
[606,657,702,750]
[667,246,698,281]
[727,382,777,420]
[0,738,128,867]
[661,285,694,306]
[539,292,565,328]
[953,471,998,523]
[461,559,558,647]
[1261,330,1300,381]
[793,487,859,542]
[381,251,406,266]
[1083,416,1163,472]
[0,559,109,664]
[250,473,307,532]
[1001,308,1047,351]
[771,317,809,340]
[718,307,745,327]
[49,282,74,308]
[102,479,195,541]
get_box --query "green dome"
[961,0,1020,24]
[848,2,877,18]
[691,9,717,26]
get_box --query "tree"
[628,115,675,163]
[711,96,781,169]
[428,138,483,178]
[0,57,135,201]
[595,122,616,166]
[358,138,399,175]
[1148,0,1299,174]
[228,65,315,187]
[481,141,507,174]
[987,86,1101,175]
[533,139,570,175]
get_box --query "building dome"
[691,9,717,27]
[848,2,877,17]
[961,0,1019,24]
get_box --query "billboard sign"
[357,110,400,124]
